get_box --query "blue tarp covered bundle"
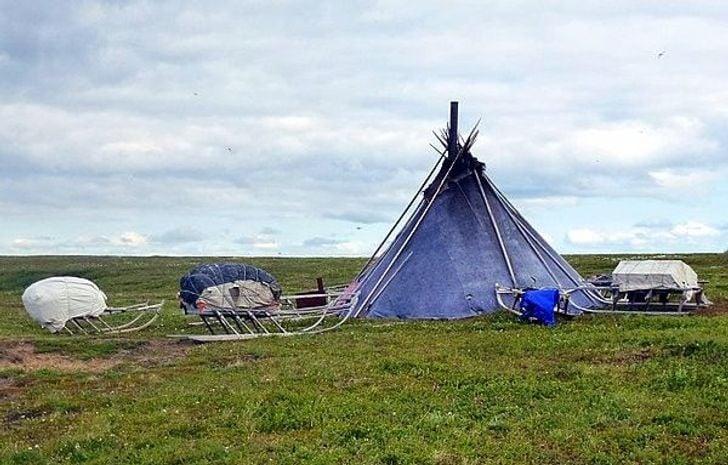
[519,289,559,326]
[348,137,602,319]
[179,263,281,311]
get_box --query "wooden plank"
[167,332,294,343]
[448,101,458,158]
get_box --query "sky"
[1,1,727,256]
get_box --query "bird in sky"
[226,147,232,152]
[657,51,665,58]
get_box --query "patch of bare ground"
[673,436,710,458]
[608,347,654,365]
[0,377,24,403]
[122,338,194,368]
[0,339,192,372]
[0,342,115,372]
[4,407,48,426]
[694,303,728,316]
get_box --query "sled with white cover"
[22,277,163,334]
[494,259,711,320]
[589,260,710,312]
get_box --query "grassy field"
[0,253,726,464]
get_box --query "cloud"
[517,196,580,209]
[113,232,147,247]
[322,210,394,225]
[302,237,345,248]
[482,115,725,200]
[566,229,646,248]
[259,226,280,235]
[235,235,279,250]
[648,169,718,189]
[150,227,206,244]
[75,235,113,247]
[633,219,674,229]
[297,236,371,256]
[6,231,148,253]
[563,118,715,168]
[332,240,369,255]
[670,221,720,238]
[2,2,728,255]
[10,238,46,250]
[566,221,722,249]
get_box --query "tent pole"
[354,142,468,318]
[366,251,414,309]
[357,152,445,278]
[360,101,460,280]
[485,175,607,305]
[448,101,458,158]
[477,173,562,286]
[485,175,583,288]
[474,172,517,286]
[354,108,480,317]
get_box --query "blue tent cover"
[349,155,602,319]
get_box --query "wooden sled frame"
[495,283,705,317]
[63,301,164,335]
[587,283,709,313]
[172,290,359,343]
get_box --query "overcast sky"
[1,1,726,256]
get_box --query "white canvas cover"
[611,260,699,292]
[22,277,108,332]
[197,280,278,311]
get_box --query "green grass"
[0,254,726,464]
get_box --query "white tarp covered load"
[196,280,278,311]
[22,277,108,332]
[178,263,282,314]
[612,260,699,292]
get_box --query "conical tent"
[348,102,603,319]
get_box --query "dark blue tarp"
[351,153,603,319]
[519,289,559,326]
[179,263,281,307]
